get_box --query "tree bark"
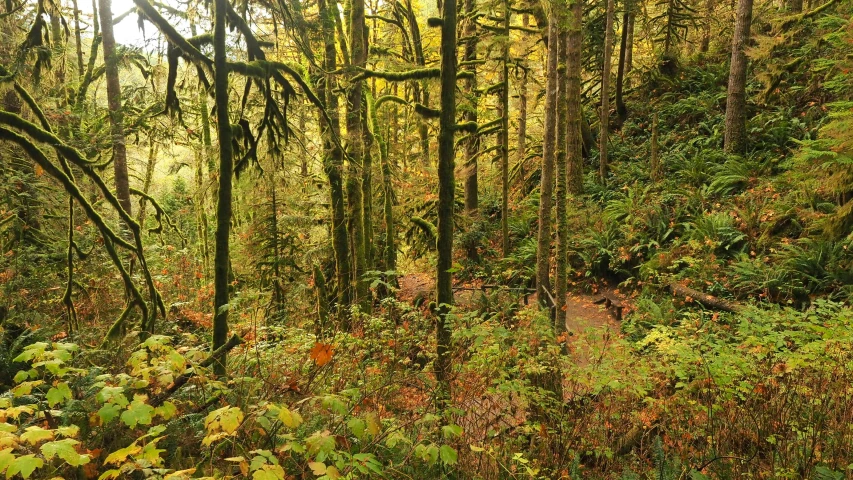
[785,0,802,13]
[599,0,615,185]
[650,113,661,181]
[700,0,715,52]
[347,0,369,312]
[317,0,352,313]
[555,26,569,332]
[625,12,634,89]
[516,15,529,189]
[72,0,85,78]
[535,12,558,308]
[500,0,511,258]
[723,0,753,155]
[462,0,479,262]
[615,1,630,127]
[211,0,233,376]
[98,0,133,218]
[435,0,458,407]
[137,142,157,230]
[404,0,430,165]
[567,0,584,195]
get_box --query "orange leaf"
[310,343,334,366]
[35,165,44,177]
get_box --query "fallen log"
[151,333,243,407]
[668,283,742,313]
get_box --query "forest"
[0,0,851,475]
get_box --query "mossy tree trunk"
[98,0,133,219]
[463,0,479,261]
[567,0,584,195]
[700,0,715,52]
[535,12,558,308]
[516,15,529,188]
[212,0,233,376]
[500,0,511,258]
[435,0,458,407]
[72,0,85,78]
[347,0,370,313]
[615,0,630,127]
[724,0,753,155]
[317,0,351,314]
[555,25,569,332]
[599,0,615,185]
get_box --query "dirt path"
[396,274,627,333]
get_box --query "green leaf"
[0,448,15,475]
[98,403,122,424]
[305,430,336,456]
[439,445,458,465]
[6,455,43,479]
[96,386,128,407]
[121,399,155,428]
[347,418,365,439]
[12,371,29,384]
[155,401,177,420]
[46,382,72,407]
[41,439,90,466]
[441,424,463,439]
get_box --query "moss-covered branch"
[414,103,441,118]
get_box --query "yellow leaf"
[308,462,326,476]
[20,426,54,445]
[278,407,303,429]
[103,442,141,466]
[164,469,197,479]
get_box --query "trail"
[396,274,628,333]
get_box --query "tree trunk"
[98,0,133,218]
[462,0,479,261]
[211,0,233,376]
[362,112,374,273]
[615,1,630,127]
[137,142,157,230]
[567,0,584,195]
[785,0,802,12]
[317,0,351,313]
[435,0,458,407]
[723,0,753,155]
[599,0,615,185]
[625,13,634,89]
[535,12,558,308]
[700,0,715,52]
[555,26,569,332]
[516,15,529,190]
[72,0,85,78]
[405,0,430,164]
[347,0,369,313]
[650,113,661,181]
[500,0,510,258]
